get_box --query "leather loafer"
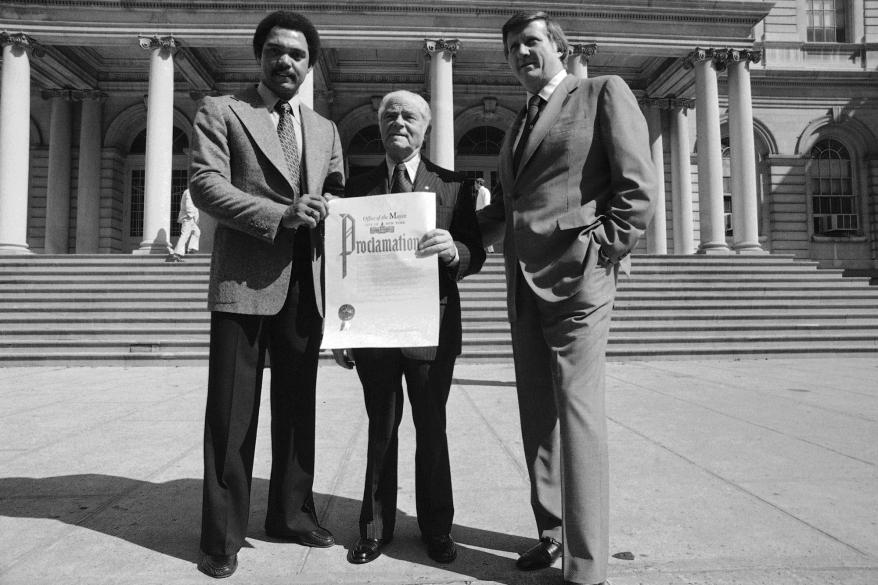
[347,537,389,564]
[516,536,562,570]
[423,533,457,564]
[265,526,335,548]
[197,552,237,579]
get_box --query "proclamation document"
[321,192,439,349]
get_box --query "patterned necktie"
[513,94,544,173]
[391,162,413,193]
[275,101,301,195]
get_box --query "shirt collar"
[257,82,301,119]
[528,69,568,104]
[386,153,421,185]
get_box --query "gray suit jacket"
[189,85,345,316]
[479,74,656,319]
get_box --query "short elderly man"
[188,10,344,579]
[333,90,485,566]
[479,10,656,585]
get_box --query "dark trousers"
[200,270,323,556]
[351,346,456,540]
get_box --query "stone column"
[0,33,42,253]
[727,49,764,253]
[424,39,459,170]
[670,101,695,255]
[685,48,730,254]
[299,69,314,110]
[43,90,74,254]
[641,99,668,254]
[568,43,597,79]
[135,35,177,254]
[74,90,106,254]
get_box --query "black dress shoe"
[423,533,457,564]
[516,536,562,570]
[265,526,335,548]
[197,552,237,579]
[347,537,389,564]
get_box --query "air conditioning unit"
[815,214,858,234]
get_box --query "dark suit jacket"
[345,158,485,360]
[189,85,345,316]
[479,74,656,319]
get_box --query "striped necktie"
[391,163,413,193]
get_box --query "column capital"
[684,47,761,71]
[138,35,177,54]
[0,31,45,57]
[423,38,461,58]
[71,89,108,102]
[41,88,74,101]
[639,96,694,110]
[569,43,598,60]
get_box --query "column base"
[132,242,171,255]
[733,242,766,254]
[696,242,732,255]
[0,243,32,254]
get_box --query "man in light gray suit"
[478,11,656,585]
[188,10,344,579]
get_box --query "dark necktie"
[512,94,544,173]
[391,162,413,193]
[275,101,301,195]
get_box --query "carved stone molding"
[41,88,107,102]
[138,35,178,54]
[423,39,461,58]
[683,47,761,71]
[189,89,222,101]
[639,96,694,110]
[482,97,497,116]
[0,31,45,57]
[569,43,598,59]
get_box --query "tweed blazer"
[479,74,656,318]
[189,85,345,316]
[345,158,485,360]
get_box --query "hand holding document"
[321,192,439,349]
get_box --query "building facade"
[0,0,876,270]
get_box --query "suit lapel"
[228,87,292,189]
[515,74,578,182]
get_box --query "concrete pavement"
[0,357,876,585]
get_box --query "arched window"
[808,138,858,236]
[128,127,190,239]
[347,124,384,178]
[457,126,505,156]
[807,0,848,42]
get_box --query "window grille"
[128,168,189,238]
[809,138,858,236]
[457,126,505,156]
[807,0,847,42]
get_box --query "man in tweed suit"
[333,90,485,566]
[188,10,344,579]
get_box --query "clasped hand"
[417,228,458,266]
[281,193,333,230]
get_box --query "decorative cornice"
[138,34,177,53]
[0,31,45,57]
[423,39,461,58]
[569,43,598,59]
[40,88,107,101]
[189,89,222,101]
[683,47,761,71]
[639,96,694,110]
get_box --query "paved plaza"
[1,357,876,585]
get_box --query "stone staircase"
[0,254,876,365]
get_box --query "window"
[721,140,733,237]
[807,0,848,42]
[808,138,858,236]
[127,127,190,238]
[457,126,505,156]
